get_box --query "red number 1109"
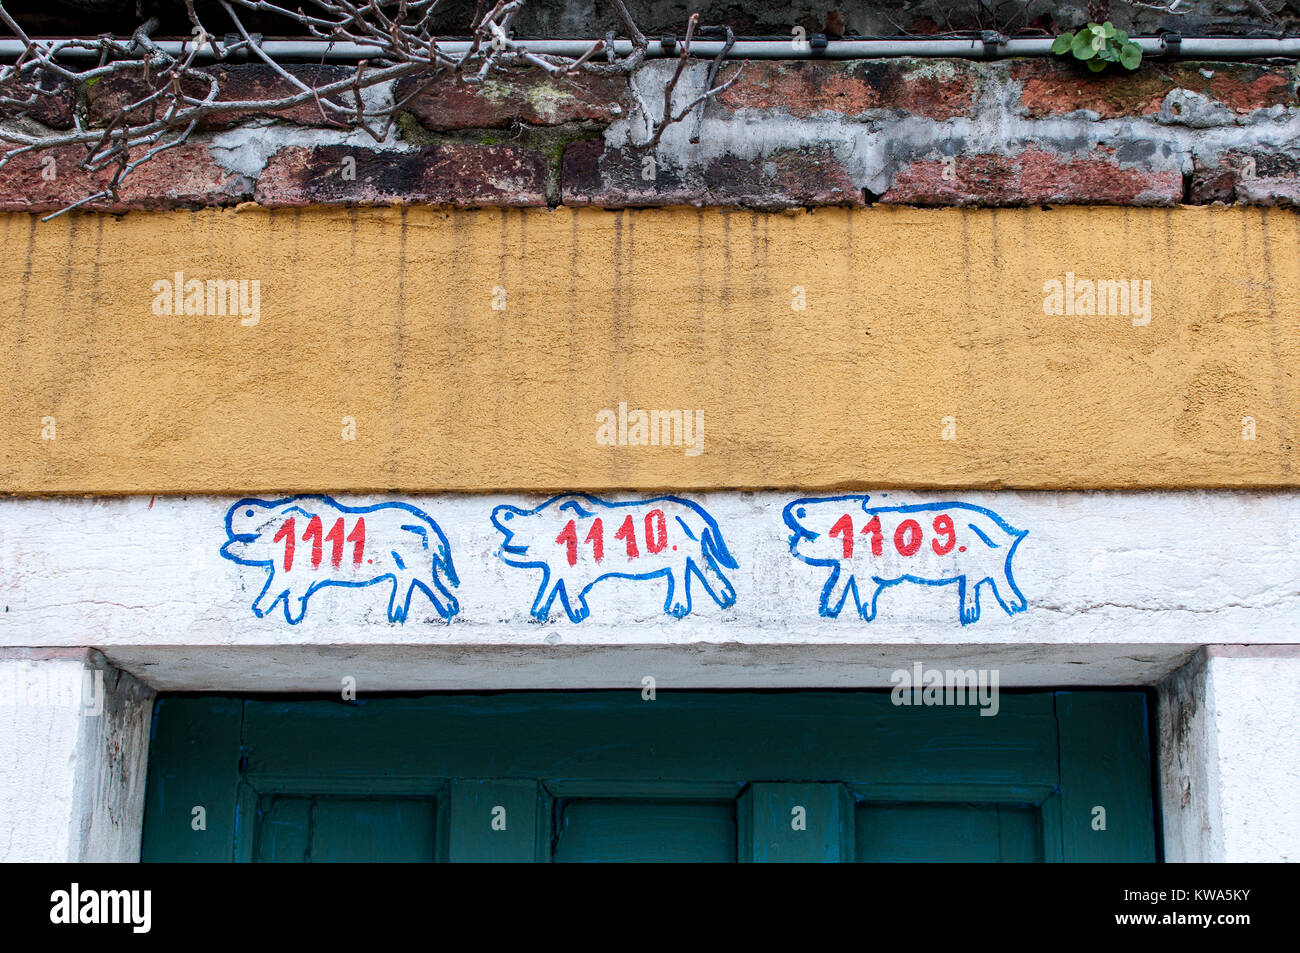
[828,513,956,559]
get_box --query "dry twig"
[0,0,738,217]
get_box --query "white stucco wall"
[0,490,1297,689]
[2,491,1297,862]
[1158,647,1300,862]
[0,650,154,862]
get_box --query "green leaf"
[1051,33,1074,54]
[1119,43,1142,69]
[1086,58,1107,72]
[1102,21,1116,37]
[1087,21,1101,32]
[1115,29,1130,43]
[1072,33,1097,59]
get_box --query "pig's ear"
[559,499,596,518]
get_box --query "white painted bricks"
[1158,647,1300,862]
[2,492,1297,861]
[0,489,1296,690]
[0,651,153,862]
[0,490,1296,650]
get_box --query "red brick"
[396,69,628,130]
[1013,59,1298,120]
[0,143,252,212]
[254,144,548,207]
[1188,165,1237,204]
[86,65,357,131]
[1190,151,1300,206]
[563,139,865,209]
[715,59,979,121]
[883,148,1183,206]
[0,71,75,128]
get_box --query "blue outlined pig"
[220,495,459,624]
[783,495,1028,625]
[491,494,738,622]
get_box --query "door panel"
[141,691,1158,863]
[855,803,1042,862]
[444,780,543,862]
[553,800,737,863]
[232,692,1060,788]
[740,783,854,862]
[254,796,437,863]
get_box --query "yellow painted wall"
[1,205,1296,493]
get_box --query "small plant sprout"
[1052,22,1142,72]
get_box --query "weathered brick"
[0,70,75,129]
[1013,59,1298,120]
[563,139,865,209]
[254,144,548,207]
[883,148,1183,206]
[86,65,357,130]
[0,143,252,212]
[1191,151,1300,206]
[7,57,1300,213]
[396,69,628,130]
[715,59,979,121]
[1188,164,1238,204]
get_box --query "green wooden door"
[141,691,1157,863]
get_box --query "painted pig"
[491,494,738,622]
[221,495,459,624]
[783,495,1028,625]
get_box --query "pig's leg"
[532,575,587,622]
[387,573,414,623]
[565,588,592,623]
[530,578,557,620]
[282,584,312,624]
[988,563,1028,615]
[419,568,460,621]
[861,578,885,621]
[385,570,455,623]
[819,565,856,617]
[688,556,736,609]
[251,574,284,618]
[957,575,981,624]
[664,566,692,618]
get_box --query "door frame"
[141,690,1158,862]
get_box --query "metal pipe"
[3,35,1300,62]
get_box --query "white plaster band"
[0,490,1295,653]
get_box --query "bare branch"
[0,0,740,217]
[631,14,745,151]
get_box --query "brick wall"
[3,57,1300,212]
